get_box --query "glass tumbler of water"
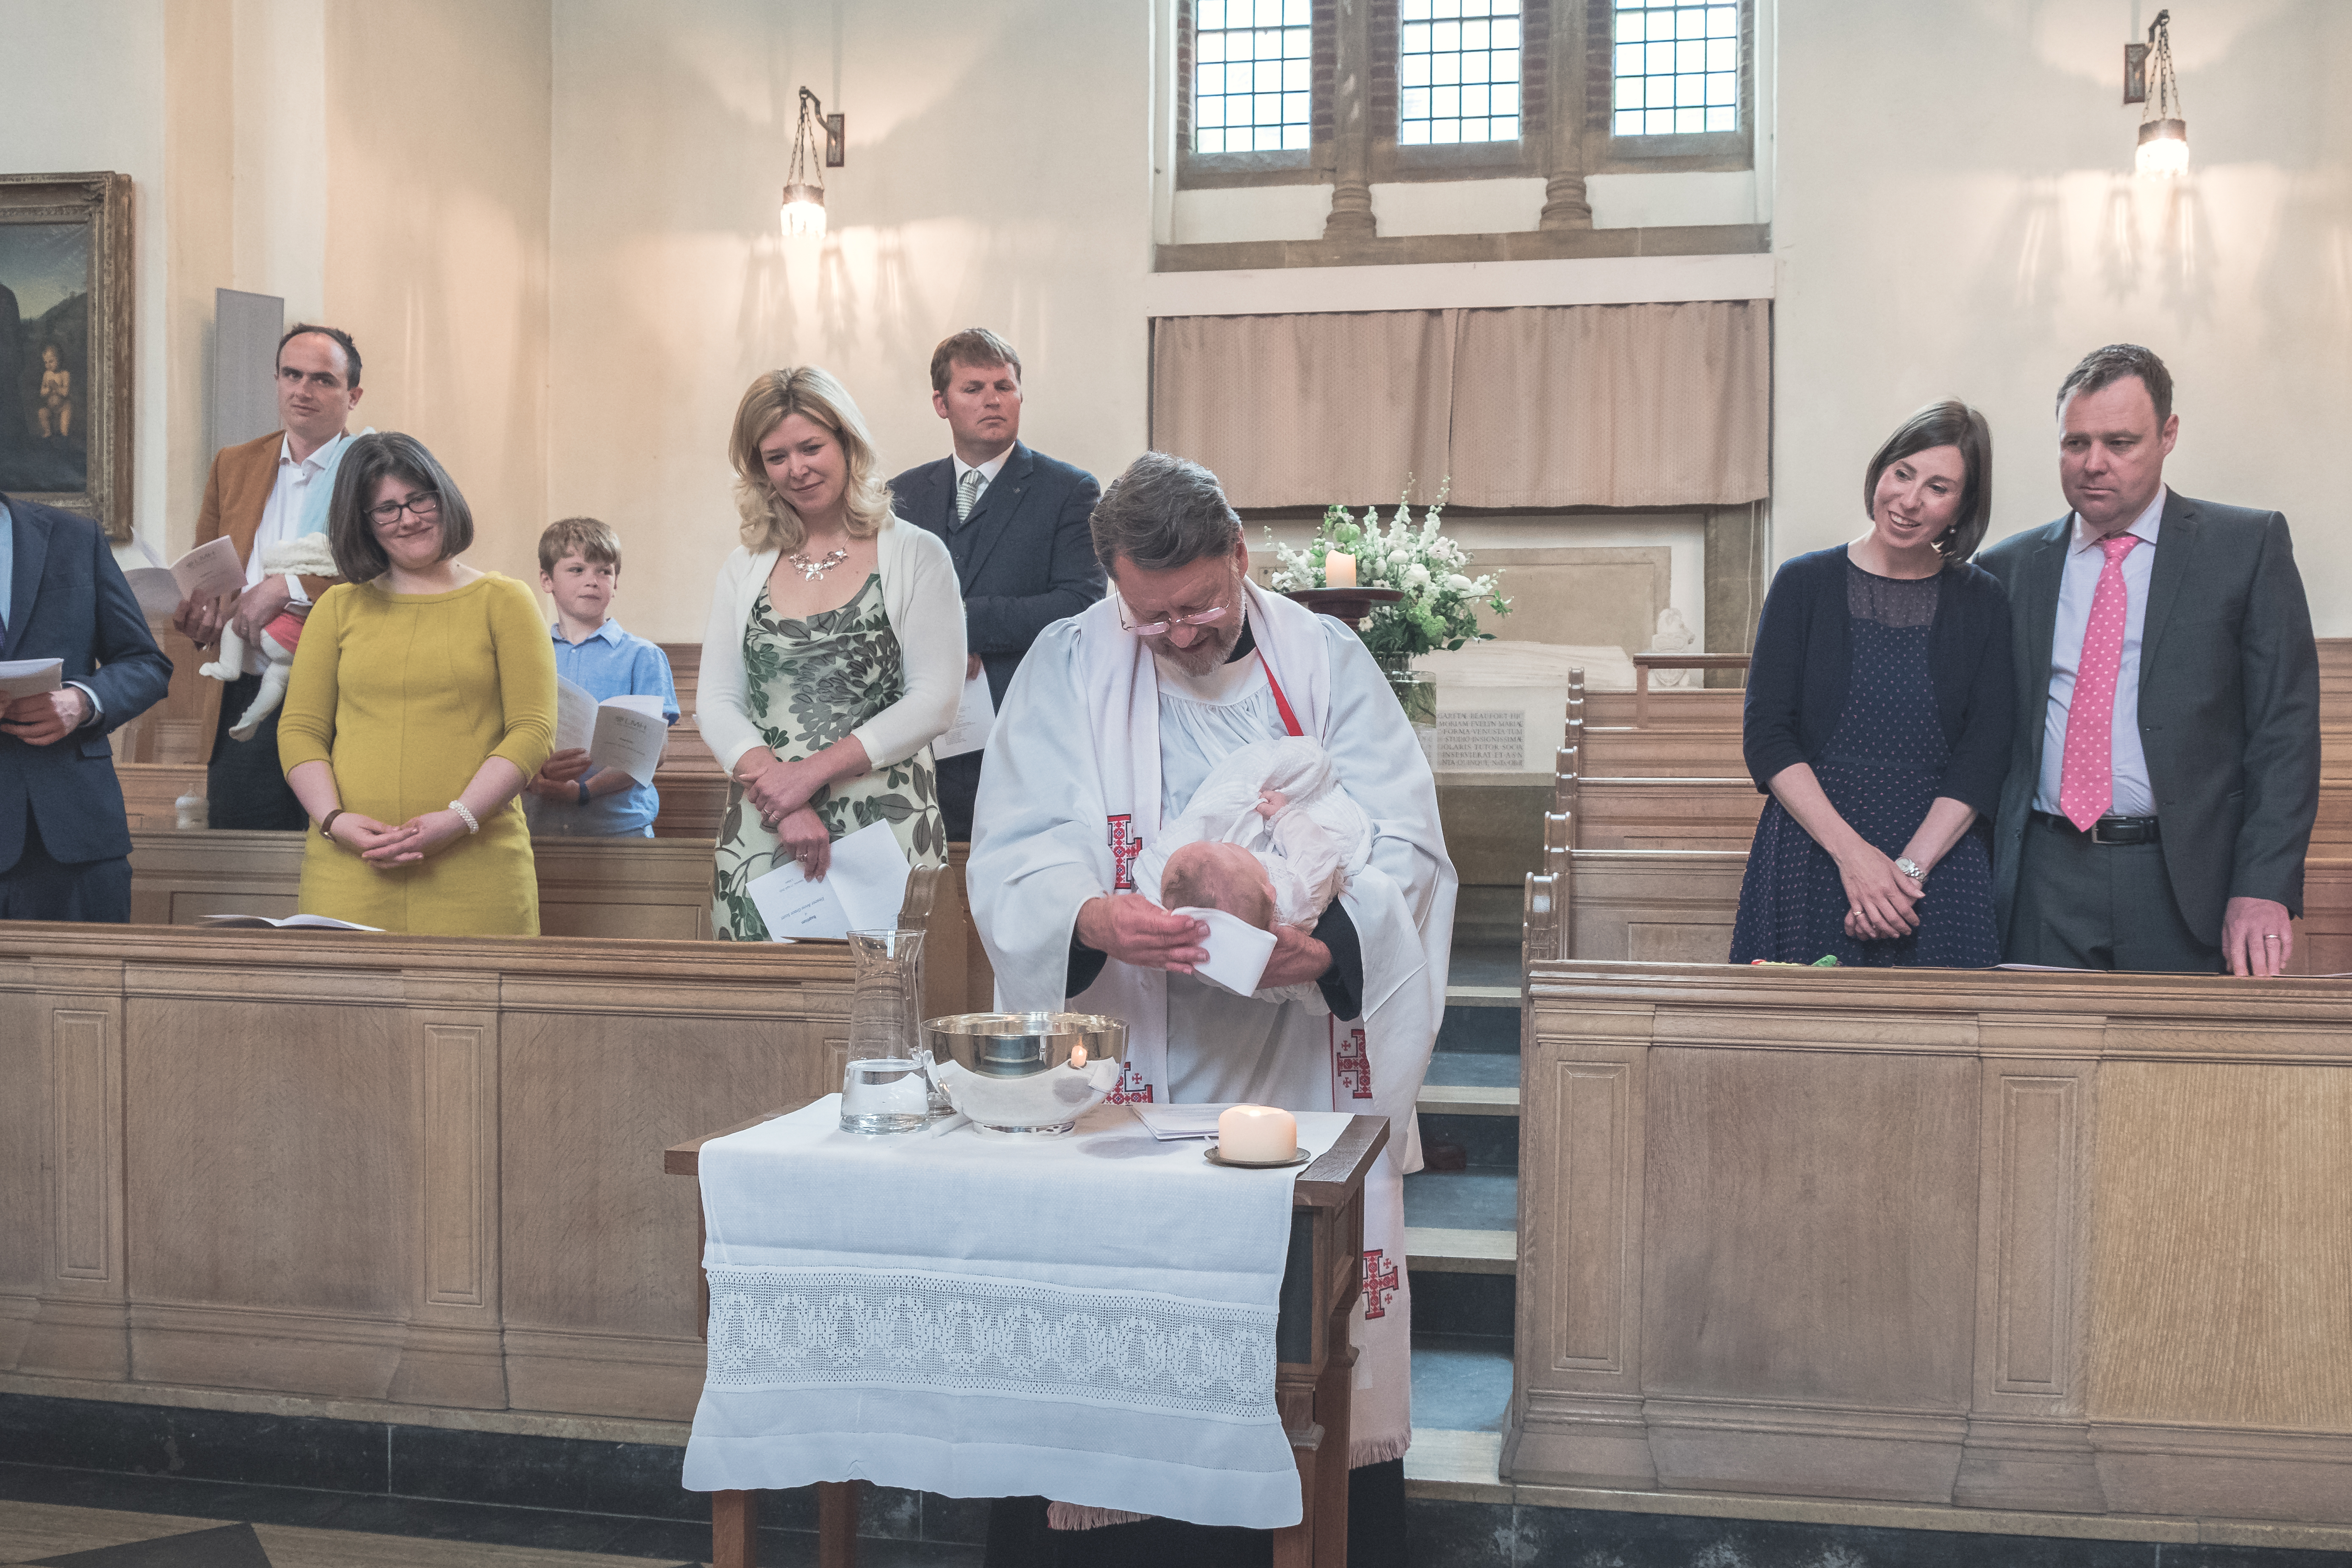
[840,1057,932,1135]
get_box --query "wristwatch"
[575,778,592,807]
[1894,856,1927,884]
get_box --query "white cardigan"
[696,517,968,776]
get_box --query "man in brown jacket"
[174,324,361,828]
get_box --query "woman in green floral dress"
[696,368,966,940]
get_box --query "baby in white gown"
[1135,737,1374,999]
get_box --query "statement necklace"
[787,546,851,582]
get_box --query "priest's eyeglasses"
[367,492,442,525]
[1116,602,1229,638]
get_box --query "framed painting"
[0,172,133,540]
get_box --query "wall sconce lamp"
[782,87,846,239]
[2124,10,2188,177]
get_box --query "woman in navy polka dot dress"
[1730,401,2015,967]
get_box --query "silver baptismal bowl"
[921,1012,1128,1079]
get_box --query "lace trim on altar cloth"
[703,1265,1279,1420]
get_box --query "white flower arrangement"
[1265,482,1509,661]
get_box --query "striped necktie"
[955,467,984,524]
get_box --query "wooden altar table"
[664,1107,1387,1568]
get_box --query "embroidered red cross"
[1106,1062,1154,1104]
[1107,814,1143,892]
[1334,1026,1372,1101]
[1362,1249,1399,1319]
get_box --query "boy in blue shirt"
[525,517,681,837]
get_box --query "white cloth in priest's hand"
[931,1057,1120,1128]
[1176,906,1278,996]
[684,1098,1353,1527]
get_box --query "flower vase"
[1375,656,1441,767]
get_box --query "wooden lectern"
[665,1106,1386,1568]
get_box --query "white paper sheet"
[931,670,995,759]
[1132,1103,1238,1141]
[170,537,247,601]
[123,568,183,617]
[1173,905,1279,996]
[0,658,64,701]
[200,912,383,931]
[552,676,599,753]
[742,820,912,941]
[590,700,668,784]
[553,681,671,784]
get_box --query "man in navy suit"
[889,328,1105,840]
[0,495,172,921]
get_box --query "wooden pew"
[1504,952,2352,1523]
[0,925,860,1422]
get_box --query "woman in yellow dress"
[277,432,556,934]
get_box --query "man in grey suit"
[1978,344,2319,976]
[889,328,1105,840]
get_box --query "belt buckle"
[2089,817,2137,846]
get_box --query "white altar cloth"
[682,1098,1349,1527]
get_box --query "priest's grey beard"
[1152,606,1245,676]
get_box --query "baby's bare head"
[1160,841,1275,931]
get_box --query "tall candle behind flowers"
[1323,551,1356,588]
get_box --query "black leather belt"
[2032,810,2160,845]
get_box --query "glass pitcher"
[842,928,939,1131]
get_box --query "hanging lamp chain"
[2143,10,2182,123]
[788,87,826,192]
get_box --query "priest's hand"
[1076,894,1209,974]
[1257,923,1332,990]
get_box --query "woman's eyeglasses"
[1116,602,1229,638]
[368,492,442,525]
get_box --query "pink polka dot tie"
[2060,533,2141,832]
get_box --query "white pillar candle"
[1323,552,1356,588]
[1218,1104,1298,1163]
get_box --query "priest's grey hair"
[1089,451,1243,573]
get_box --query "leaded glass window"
[1194,0,1314,153]
[1612,1,1738,136]
[1398,0,1523,145]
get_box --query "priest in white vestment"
[969,453,1456,1564]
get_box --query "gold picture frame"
[0,171,133,541]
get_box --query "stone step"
[1408,1335,1514,1438]
[1435,1004,1520,1054]
[1423,1050,1521,1090]
[1405,1225,1516,1274]
[1416,1081,1519,1116]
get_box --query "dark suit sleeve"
[2227,513,2321,909]
[1934,579,2015,817]
[81,527,172,732]
[1742,559,1813,792]
[965,470,1106,656]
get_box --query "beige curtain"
[1150,311,1458,508]
[1448,300,1769,508]
[1149,300,1770,509]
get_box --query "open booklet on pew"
[201,913,383,931]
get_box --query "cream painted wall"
[545,0,1157,642]
[1772,0,2352,631]
[325,0,551,594]
[0,1,171,555]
